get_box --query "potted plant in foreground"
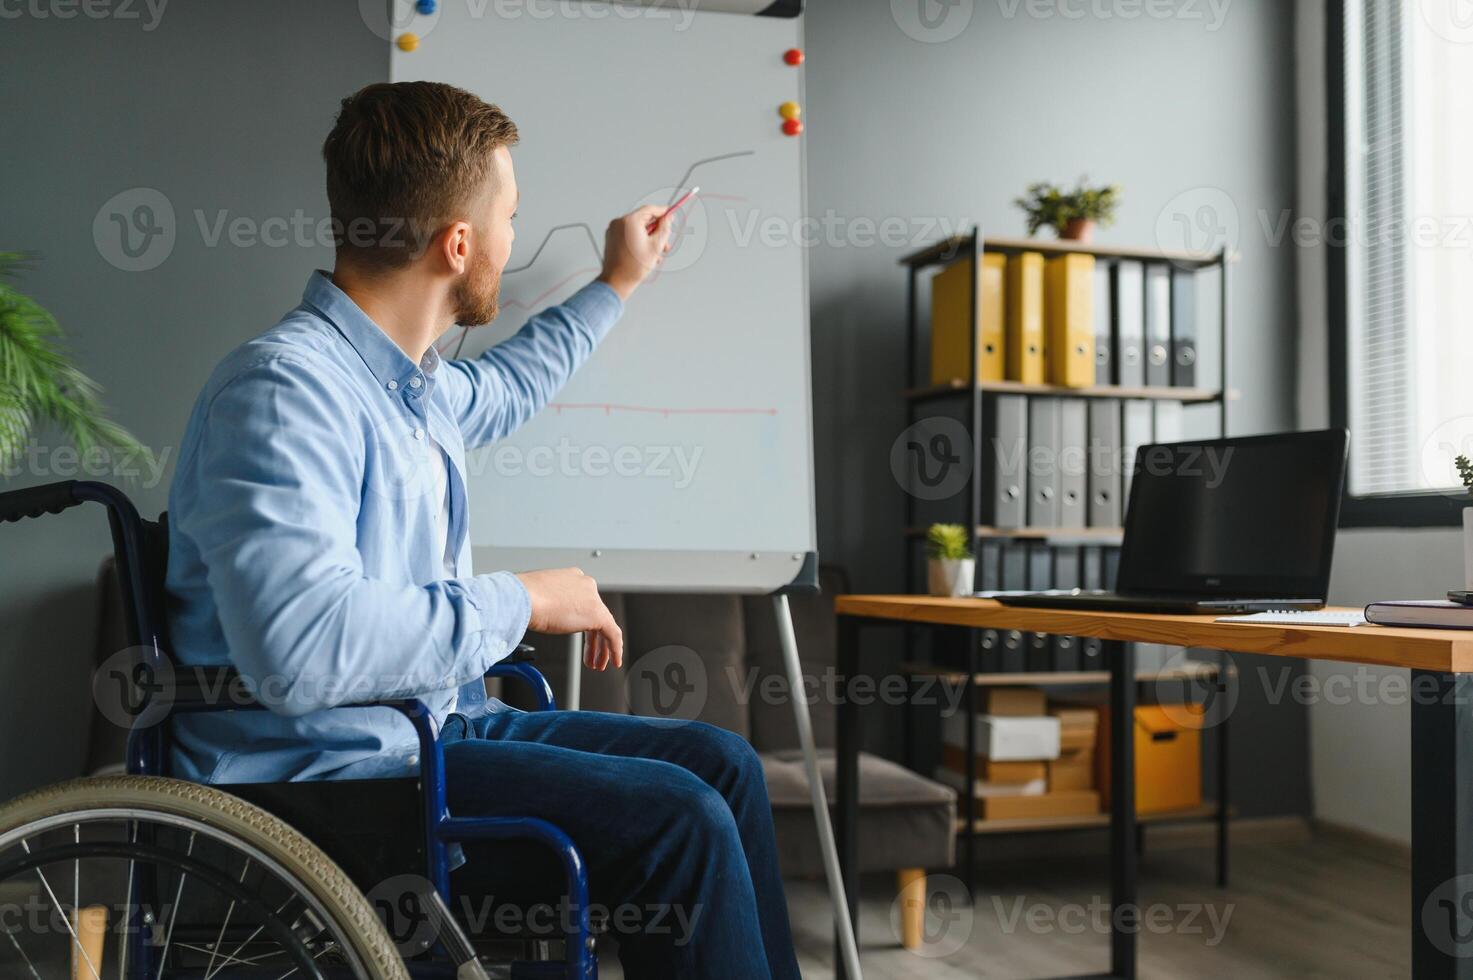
[1014,178,1121,242]
[1,252,149,472]
[926,523,975,597]
[1457,455,1473,590]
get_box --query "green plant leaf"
[0,251,153,475]
[1014,177,1122,236]
[926,522,973,560]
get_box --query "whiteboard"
[391,0,815,593]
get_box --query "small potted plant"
[1014,178,1121,242]
[926,523,975,597]
[1457,455,1473,589]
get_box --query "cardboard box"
[980,790,1101,821]
[978,687,1047,717]
[941,745,1047,783]
[1047,749,1095,792]
[1097,704,1204,814]
[934,767,1046,798]
[943,712,1061,762]
[1050,705,1099,752]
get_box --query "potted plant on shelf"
[1014,178,1121,242]
[1,252,149,472]
[926,523,975,597]
[1457,455,1473,589]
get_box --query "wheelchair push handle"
[0,479,82,524]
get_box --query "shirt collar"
[302,270,439,395]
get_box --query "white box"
[942,713,1061,761]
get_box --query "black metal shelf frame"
[897,229,1235,899]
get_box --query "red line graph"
[499,267,601,313]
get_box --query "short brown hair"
[323,81,519,270]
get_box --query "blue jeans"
[442,709,801,979]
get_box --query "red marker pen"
[647,186,699,234]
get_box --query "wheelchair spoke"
[155,830,196,980]
[268,941,333,980]
[118,819,136,980]
[207,895,296,980]
[204,857,252,979]
[4,927,44,980]
[179,940,286,969]
[18,836,102,980]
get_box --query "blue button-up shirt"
[166,271,622,783]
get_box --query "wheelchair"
[0,480,597,979]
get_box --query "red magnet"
[782,118,804,137]
[784,48,804,66]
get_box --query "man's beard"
[451,249,501,326]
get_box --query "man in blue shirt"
[167,81,799,979]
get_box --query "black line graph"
[663,150,754,206]
[446,149,756,359]
[503,222,603,275]
[503,150,757,276]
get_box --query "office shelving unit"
[897,231,1235,885]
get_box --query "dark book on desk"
[1364,600,1473,629]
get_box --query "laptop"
[993,428,1349,615]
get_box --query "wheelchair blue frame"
[0,480,595,979]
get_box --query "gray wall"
[800,0,1305,816]
[0,0,1307,818]
[0,2,384,798]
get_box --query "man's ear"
[437,220,473,274]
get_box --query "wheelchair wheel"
[0,775,408,979]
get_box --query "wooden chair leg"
[71,905,107,980]
[897,867,926,951]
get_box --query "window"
[1332,0,1473,525]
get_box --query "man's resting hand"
[516,567,624,671]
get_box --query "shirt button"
[413,428,425,441]
[407,754,419,767]
[386,379,398,391]
[409,376,423,389]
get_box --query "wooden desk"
[833,596,1473,980]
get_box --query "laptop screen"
[1116,429,1349,599]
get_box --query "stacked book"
[936,688,1101,820]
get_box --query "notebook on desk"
[992,428,1350,615]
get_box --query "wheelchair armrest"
[485,659,557,712]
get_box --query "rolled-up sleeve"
[441,280,623,450]
[187,354,530,716]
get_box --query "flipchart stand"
[565,597,863,979]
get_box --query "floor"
[601,828,1410,979]
[0,825,1407,977]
